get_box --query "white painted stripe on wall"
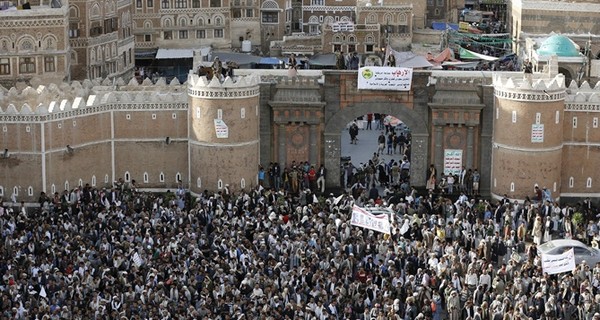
[493,142,563,152]
[188,139,260,148]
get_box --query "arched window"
[587,177,592,188]
[197,177,201,187]
[65,181,70,191]
[124,171,130,182]
[143,172,149,183]
[510,182,515,192]
[51,184,56,194]
[78,179,83,187]
[241,108,245,119]
[12,186,18,197]
[28,186,33,196]
[91,175,96,187]
[176,172,182,183]
[569,177,574,188]
[240,178,246,189]
[159,172,165,182]
[105,174,109,183]
[217,179,223,189]
[367,13,377,23]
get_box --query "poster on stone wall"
[443,149,463,176]
[357,67,413,91]
[531,124,544,143]
[214,119,229,138]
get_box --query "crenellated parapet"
[187,73,260,99]
[564,80,600,112]
[493,73,566,102]
[0,76,188,123]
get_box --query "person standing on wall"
[523,58,533,84]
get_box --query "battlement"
[0,76,187,120]
[493,73,565,92]
[187,73,260,99]
[565,80,600,103]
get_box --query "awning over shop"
[155,48,194,59]
[385,46,434,69]
[432,22,459,31]
[135,49,157,59]
[458,47,499,61]
[308,53,336,66]
[209,52,262,66]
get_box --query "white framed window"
[92,175,97,186]
[58,123,62,129]
[240,178,246,188]
[175,172,181,182]
[143,172,149,183]
[172,112,177,119]
[28,186,33,196]
[573,117,577,128]
[510,182,515,192]
[511,111,517,123]
[594,117,598,128]
[26,126,30,133]
[78,179,83,187]
[124,171,131,182]
[0,186,3,196]
[159,172,165,182]
[197,177,201,187]
[152,113,157,120]
[587,177,592,188]
[241,107,245,119]
[51,184,56,194]
[217,109,222,120]
[217,179,223,189]
[495,108,499,120]
[553,182,556,192]
[535,112,541,124]
[13,186,18,197]
[105,174,109,183]
[196,107,201,119]
[73,120,77,127]
[64,181,70,191]
[555,110,560,124]
[126,114,131,120]
[569,177,574,188]
[2,126,7,132]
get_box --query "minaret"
[491,73,566,200]
[187,73,260,193]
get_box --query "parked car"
[537,239,600,266]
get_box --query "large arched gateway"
[322,101,430,189]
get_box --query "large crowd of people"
[2,134,600,320]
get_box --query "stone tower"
[491,73,566,200]
[187,73,260,194]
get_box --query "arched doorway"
[323,102,430,189]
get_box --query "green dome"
[537,34,580,57]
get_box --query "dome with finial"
[537,34,581,57]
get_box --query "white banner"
[357,67,413,91]
[443,149,463,176]
[541,248,576,275]
[351,205,391,234]
[214,119,229,138]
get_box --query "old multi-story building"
[0,0,71,87]
[69,0,136,80]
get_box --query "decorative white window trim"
[569,177,574,188]
[2,126,7,132]
[51,184,56,194]
[196,107,201,119]
[217,179,223,189]
[197,177,201,188]
[175,172,181,182]
[555,110,560,124]
[73,120,77,127]
[511,111,517,123]
[587,177,592,188]
[26,126,30,133]
[172,112,177,119]
[553,182,556,192]
[78,179,83,187]
[105,174,109,183]
[572,116,577,128]
[535,112,541,125]
[13,186,18,197]
[510,182,515,192]
[28,186,33,196]
[241,107,245,119]
[64,180,70,191]
[58,123,62,129]
[594,117,598,128]
[159,172,165,182]
[124,171,131,182]
[495,107,499,120]
[126,114,131,120]
[152,113,157,120]
[493,178,496,187]
[143,172,149,183]
[91,175,97,187]
[217,109,223,120]
[240,178,246,188]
